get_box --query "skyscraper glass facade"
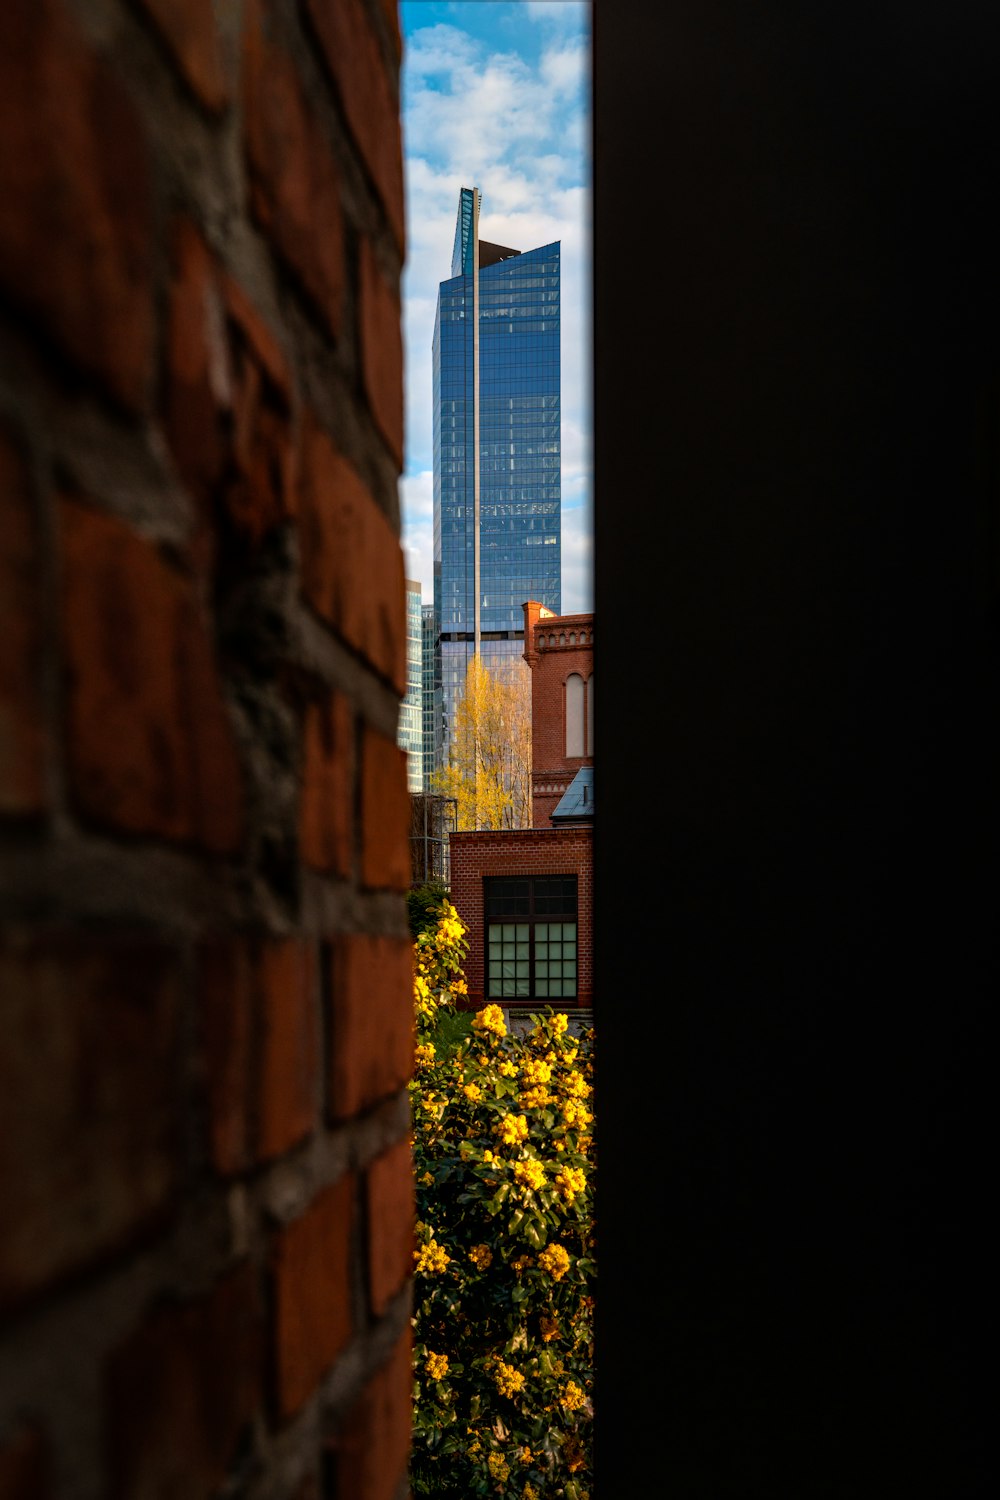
[398,579,423,793]
[421,603,437,791]
[432,186,561,771]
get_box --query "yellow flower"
[496,1113,529,1146]
[498,1059,517,1077]
[482,1149,495,1163]
[425,1351,449,1380]
[538,1243,571,1280]
[420,1170,433,1186]
[520,1446,534,1464]
[468,1243,493,1270]
[539,1315,559,1342]
[519,1085,553,1111]
[560,1380,586,1412]
[524,1486,538,1500]
[472,1003,507,1037]
[554,1165,586,1203]
[414,1238,451,1275]
[512,1254,533,1276]
[521,1058,552,1085]
[551,1012,569,1034]
[512,1158,546,1191]
[487,1453,510,1482]
[415,1041,436,1067]
[463,1082,482,1102]
[494,1361,526,1399]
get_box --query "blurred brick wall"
[0,2,413,1497]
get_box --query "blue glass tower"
[432,186,561,771]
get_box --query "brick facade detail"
[0,4,413,1496]
[450,826,594,1012]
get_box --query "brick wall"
[0,3,413,1497]
[450,827,594,1011]
[522,604,593,826]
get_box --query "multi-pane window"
[485,876,578,1003]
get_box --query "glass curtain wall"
[432,186,561,773]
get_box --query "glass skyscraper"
[432,186,561,771]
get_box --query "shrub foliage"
[410,900,595,1498]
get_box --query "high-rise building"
[432,186,561,772]
[399,578,423,793]
[421,602,437,790]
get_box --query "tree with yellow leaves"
[431,654,532,829]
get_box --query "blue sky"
[398,1,592,615]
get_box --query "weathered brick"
[59,498,244,851]
[359,238,405,470]
[366,1135,414,1317]
[0,1426,47,1500]
[299,692,353,876]
[0,934,177,1314]
[105,1264,262,1500]
[0,0,154,413]
[135,0,230,113]
[198,938,254,1176]
[359,728,411,890]
[329,1327,412,1500]
[0,426,45,817]
[164,217,231,515]
[299,415,406,692]
[327,935,413,1120]
[304,0,404,254]
[378,0,403,65]
[258,939,319,1161]
[271,1177,354,1421]
[243,0,345,340]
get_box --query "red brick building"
[450,602,594,1022]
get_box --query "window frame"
[484,874,579,1006]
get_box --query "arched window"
[586,672,594,756]
[566,673,585,757]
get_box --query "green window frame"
[484,875,578,1004]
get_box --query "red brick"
[0,934,178,1314]
[198,938,254,1176]
[299,415,406,693]
[135,0,230,113]
[105,1264,262,1500]
[366,1135,414,1316]
[0,1427,47,1500]
[221,272,292,395]
[0,426,45,817]
[0,0,154,413]
[164,218,231,514]
[378,0,403,64]
[243,0,345,340]
[258,940,319,1161]
[450,826,594,1013]
[59,498,244,851]
[359,729,410,890]
[328,935,413,1120]
[358,238,404,470]
[300,692,353,876]
[271,1177,354,1420]
[304,0,405,254]
[329,1327,412,1500]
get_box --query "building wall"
[450,828,594,1012]
[0,3,414,1495]
[523,605,595,825]
[399,579,423,791]
[432,189,562,772]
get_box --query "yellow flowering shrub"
[409,898,595,1499]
